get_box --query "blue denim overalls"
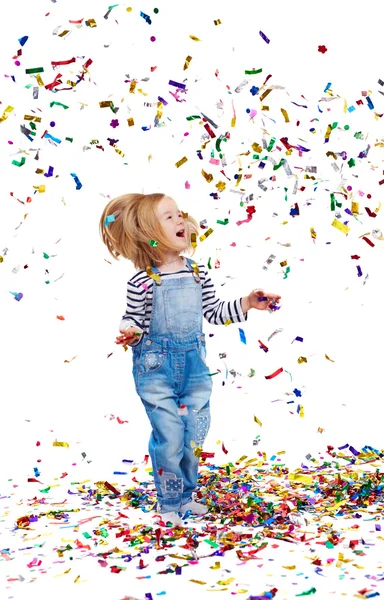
[131,257,213,513]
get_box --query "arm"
[201,267,249,325]
[119,279,146,345]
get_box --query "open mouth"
[176,229,185,238]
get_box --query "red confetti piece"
[222,442,228,454]
[318,45,327,53]
[365,207,377,217]
[116,416,128,424]
[361,236,375,247]
[351,255,360,259]
[158,468,164,476]
[265,367,284,379]
[104,481,120,495]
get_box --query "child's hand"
[248,290,281,311]
[115,326,143,346]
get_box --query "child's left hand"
[248,289,281,311]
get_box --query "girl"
[100,193,281,526]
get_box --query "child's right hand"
[115,326,143,346]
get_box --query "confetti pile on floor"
[1,443,384,599]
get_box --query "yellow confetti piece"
[24,115,41,122]
[210,562,221,570]
[325,354,335,362]
[299,405,304,418]
[53,440,69,447]
[375,201,381,213]
[252,142,262,153]
[281,108,290,122]
[254,415,262,427]
[217,577,235,585]
[352,563,365,569]
[288,473,312,485]
[224,319,232,327]
[183,55,192,70]
[85,19,97,27]
[189,35,201,41]
[216,180,226,191]
[36,74,45,86]
[32,185,46,193]
[127,118,134,127]
[201,169,213,182]
[331,218,350,235]
[231,117,236,127]
[282,565,296,570]
[199,228,213,243]
[351,202,359,214]
[175,156,188,168]
[298,356,307,364]
[259,88,272,102]
[190,579,206,584]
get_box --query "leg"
[180,400,211,504]
[141,396,185,513]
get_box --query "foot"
[181,500,208,516]
[157,510,183,527]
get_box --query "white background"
[1,0,384,484]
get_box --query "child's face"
[156,197,188,249]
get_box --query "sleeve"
[119,279,146,345]
[201,267,248,325]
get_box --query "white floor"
[1,425,383,600]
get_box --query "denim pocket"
[139,342,166,374]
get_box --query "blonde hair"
[99,193,200,271]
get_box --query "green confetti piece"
[26,67,44,74]
[245,68,262,74]
[12,157,26,167]
[204,539,219,548]
[149,239,158,247]
[186,115,201,121]
[100,528,109,538]
[325,541,334,549]
[207,257,211,269]
[296,588,316,597]
[283,266,291,279]
[39,487,50,493]
[273,159,285,171]
[65,137,73,142]
[267,137,276,152]
[83,532,92,539]
[216,218,229,225]
[348,158,355,168]
[43,252,50,259]
[50,101,69,109]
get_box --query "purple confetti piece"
[44,166,54,177]
[175,566,182,575]
[349,445,359,456]
[292,336,304,343]
[259,30,270,44]
[168,80,186,89]
[338,443,349,449]
[357,265,362,277]
[376,524,381,531]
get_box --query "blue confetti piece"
[239,328,246,344]
[18,35,28,46]
[324,82,332,92]
[293,388,302,397]
[292,336,304,343]
[347,105,356,113]
[70,172,82,190]
[44,166,54,178]
[357,265,362,277]
[44,132,61,144]
[366,96,374,110]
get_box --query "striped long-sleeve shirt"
[120,259,248,345]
